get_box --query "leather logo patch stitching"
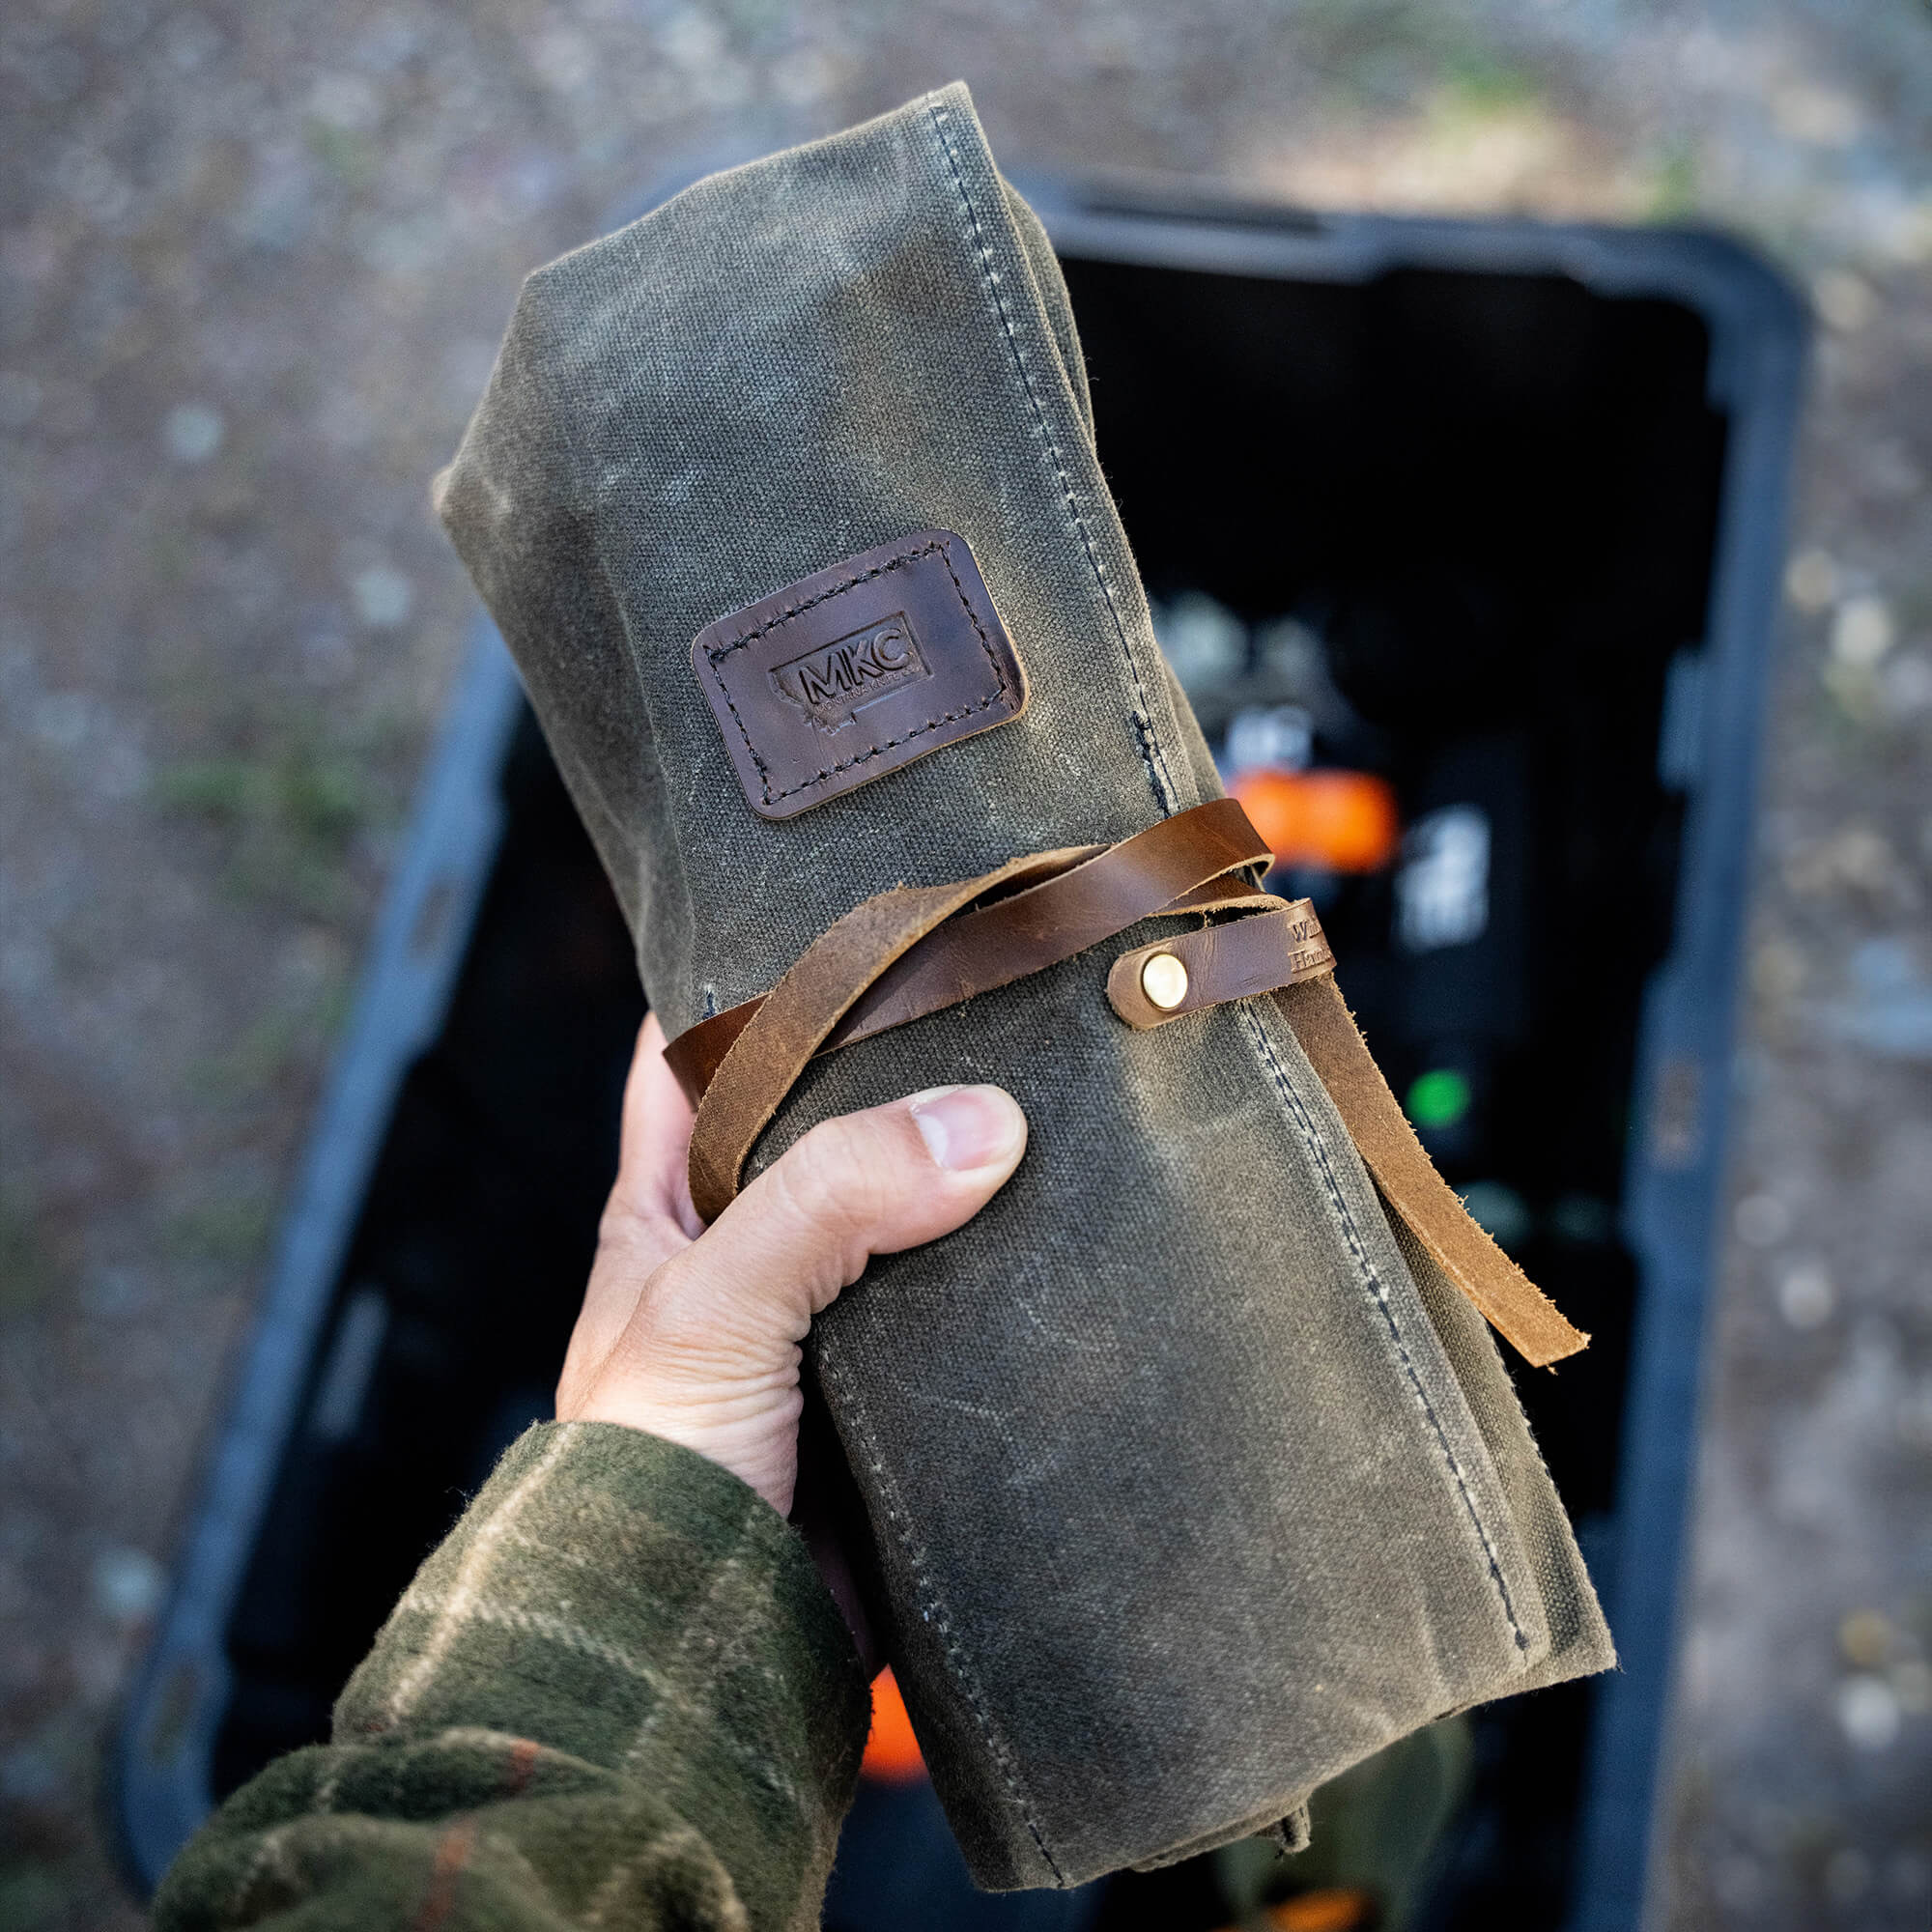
[691,529,1028,821]
[770,613,929,731]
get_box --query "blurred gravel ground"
[1,2,1927,1927]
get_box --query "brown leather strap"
[666,797,1270,1106]
[1106,899,1336,1029]
[687,845,1091,1222]
[675,798,1587,1367]
[1106,906,1585,1362]
[665,865,1261,1105]
[1275,975,1588,1368]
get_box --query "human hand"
[556,1013,1028,1519]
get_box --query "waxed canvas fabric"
[435,82,1613,1891]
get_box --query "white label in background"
[1396,805,1491,952]
[1657,647,1707,792]
[308,1289,389,1442]
[1224,704,1314,775]
[1150,591,1247,696]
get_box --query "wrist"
[565,1374,805,1516]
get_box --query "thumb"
[570,1084,1026,1514]
[698,1083,1030,1335]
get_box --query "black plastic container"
[115,178,1804,1931]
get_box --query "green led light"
[1407,1068,1472,1129]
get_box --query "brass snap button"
[1140,952,1189,1011]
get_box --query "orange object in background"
[1230,766,1400,874]
[861,1666,926,1782]
[1209,1889,1377,1932]
[1266,1890,1378,1932]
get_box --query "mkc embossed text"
[691,530,1026,819]
[770,613,930,732]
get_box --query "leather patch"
[691,530,1027,820]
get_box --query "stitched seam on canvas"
[1129,712,1168,808]
[926,92,1179,816]
[1237,1004,1530,1654]
[700,537,1011,808]
[817,1333,1063,1883]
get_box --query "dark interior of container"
[209,249,1726,1932]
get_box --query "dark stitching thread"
[700,537,1012,808]
[1237,1003,1531,1655]
[816,1334,1064,1883]
[932,538,1009,691]
[1129,711,1164,803]
[926,94,1179,817]
[709,540,941,661]
[705,664,777,792]
[717,685,1009,808]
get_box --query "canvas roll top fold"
[436,82,1613,1890]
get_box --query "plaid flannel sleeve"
[153,1421,870,1932]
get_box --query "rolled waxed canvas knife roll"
[435,81,1612,1892]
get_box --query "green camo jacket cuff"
[153,1421,871,1932]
